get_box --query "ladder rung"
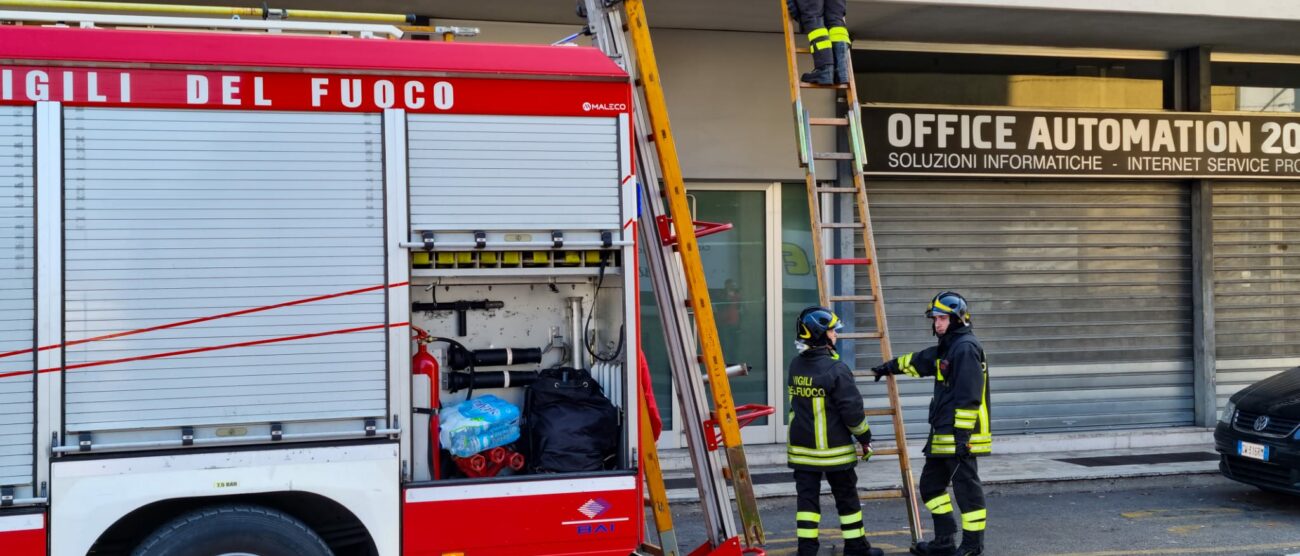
[818,222,863,229]
[813,151,855,160]
[800,82,850,90]
[809,117,849,126]
[829,294,875,303]
[871,447,901,457]
[826,257,872,265]
[852,370,902,379]
[862,408,896,416]
[815,187,858,194]
[837,331,883,340]
[795,47,811,54]
[861,489,904,501]
[639,545,666,556]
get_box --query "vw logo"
[1253,415,1271,432]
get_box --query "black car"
[1215,366,1300,494]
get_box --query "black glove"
[860,442,873,462]
[871,360,897,382]
[954,432,972,457]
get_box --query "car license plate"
[1238,441,1269,462]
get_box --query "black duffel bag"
[525,367,620,473]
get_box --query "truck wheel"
[131,504,332,556]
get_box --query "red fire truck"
[0,13,642,556]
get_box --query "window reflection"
[1211,86,1299,112]
[857,51,1166,109]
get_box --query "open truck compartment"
[405,112,635,482]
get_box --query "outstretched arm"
[871,345,941,381]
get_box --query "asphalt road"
[660,474,1300,556]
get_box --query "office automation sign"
[862,106,1300,179]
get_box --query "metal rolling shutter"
[1212,183,1300,412]
[63,108,388,436]
[408,114,621,232]
[853,181,1193,435]
[0,107,33,487]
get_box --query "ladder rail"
[0,0,414,23]
[778,0,925,544]
[583,3,733,544]
[620,0,765,545]
[0,8,405,37]
[840,57,925,546]
[584,0,765,549]
[780,5,832,307]
[639,382,681,556]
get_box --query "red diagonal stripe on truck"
[0,281,409,361]
[0,321,411,379]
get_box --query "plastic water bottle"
[449,431,487,457]
[439,395,521,457]
[449,426,521,457]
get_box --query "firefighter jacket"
[889,327,991,457]
[787,346,872,471]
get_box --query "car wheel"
[131,504,332,556]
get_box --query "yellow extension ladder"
[582,1,768,555]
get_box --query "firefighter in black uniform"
[872,292,989,556]
[787,306,884,556]
[788,0,852,84]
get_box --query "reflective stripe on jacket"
[787,346,872,471]
[893,328,991,457]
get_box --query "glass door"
[643,184,781,449]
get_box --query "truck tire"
[131,504,333,556]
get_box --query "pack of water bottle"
[439,394,522,458]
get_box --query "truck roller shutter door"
[1212,183,1300,413]
[854,181,1194,435]
[62,108,389,444]
[0,106,35,493]
[408,114,622,232]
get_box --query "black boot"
[956,531,984,555]
[832,42,851,84]
[844,538,885,556]
[801,47,835,85]
[797,538,819,556]
[911,535,957,556]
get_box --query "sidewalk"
[658,427,1222,501]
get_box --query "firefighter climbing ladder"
[777,0,926,546]
[583,1,766,554]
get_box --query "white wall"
[450,20,827,182]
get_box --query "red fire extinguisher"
[412,325,442,480]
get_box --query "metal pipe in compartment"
[569,296,585,370]
[445,370,540,392]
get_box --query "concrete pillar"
[1171,46,1218,427]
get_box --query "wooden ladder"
[778,0,925,546]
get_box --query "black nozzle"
[447,344,543,371]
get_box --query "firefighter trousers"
[794,0,849,68]
[794,0,847,30]
[917,456,987,540]
[794,468,868,554]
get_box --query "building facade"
[147,0,1300,449]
